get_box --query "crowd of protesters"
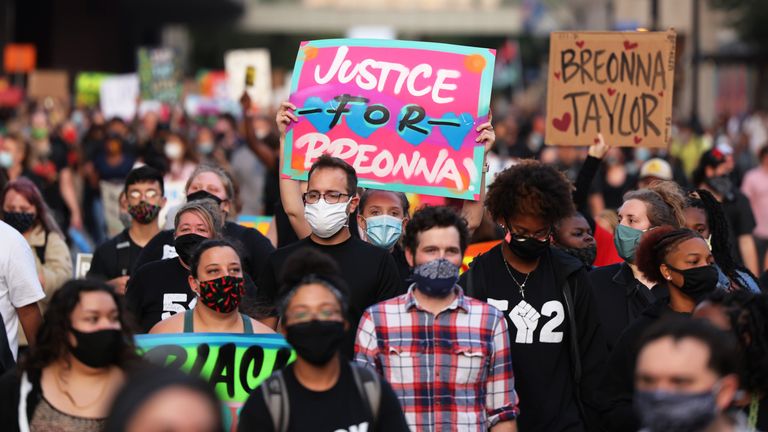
[0,67,767,432]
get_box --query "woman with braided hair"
[695,290,768,430]
[600,226,721,431]
[684,189,762,293]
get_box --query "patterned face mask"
[196,275,245,313]
[128,201,161,225]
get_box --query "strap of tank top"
[241,314,254,334]
[183,311,194,333]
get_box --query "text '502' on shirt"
[125,258,196,333]
[354,285,519,431]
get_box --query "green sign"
[75,72,111,107]
[136,333,295,428]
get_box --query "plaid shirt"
[354,285,519,431]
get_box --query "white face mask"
[164,142,183,160]
[305,199,350,238]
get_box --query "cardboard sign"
[138,47,182,103]
[136,333,295,429]
[545,30,676,148]
[3,44,36,73]
[100,74,139,120]
[285,39,495,200]
[75,72,111,107]
[27,70,69,102]
[225,49,272,109]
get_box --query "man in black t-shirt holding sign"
[460,160,608,432]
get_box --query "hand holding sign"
[545,30,677,148]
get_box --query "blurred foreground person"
[105,367,223,432]
[634,318,745,432]
[0,279,140,432]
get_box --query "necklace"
[501,247,530,298]
[55,366,111,410]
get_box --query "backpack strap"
[115,234,132,276]
[260,370,290,432]
[350,363,382,429]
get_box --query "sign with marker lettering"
[285,39,496,200]
[545,30,676,148]
[136,333,295,429]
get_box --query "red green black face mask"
[128,201,161,225]
[197,275,244,313]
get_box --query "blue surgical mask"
[365,215,403,249]
[614,224,644,263]
[411,258,459,298]
[0,151,13,168]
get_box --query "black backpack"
[260,363,381,432]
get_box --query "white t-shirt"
[0,221,45,359]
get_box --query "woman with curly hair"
[601,226,720,431]
[0,279,141,432]
[588,180,687,350]
[459,159,608,432]
[695,291,768,430]
[684,189,761,293]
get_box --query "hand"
[588,133,610,159]
[475,121,496,154]
[509,300,540,344]
[109,276,130,295]
[276,101,298,137]
[69,212,83,231]
[239,91,252,113]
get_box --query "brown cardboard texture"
[545,30,676,148]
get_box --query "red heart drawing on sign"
[576,40,585,48]
[554,71,561,80]
[624,41,639,50]
[607,88,617,96]
[634,136,643,144]
[658,91,664,97]
[552,113,572,132]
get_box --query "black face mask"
[70,328,123,368]
[707,175,733,199]
[4,212,36,234]
[508,234,550,261]
[285,320,345,366]
[666,264,719,303]
[186,190,223,205]
[174,233,207,265]
[555,244,597,268]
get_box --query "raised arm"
[462,119,495,234]
[277,102,312,239]
[241,91,278,170]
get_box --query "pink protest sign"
[284,39,496,200]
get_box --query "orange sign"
[4,44,36,73]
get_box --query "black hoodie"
[460,245,608,432]
[599,296,689,431]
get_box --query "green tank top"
[182,310,254,333]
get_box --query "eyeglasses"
[285,308,343,324]
[303,191,350,204]
[509,227,552,241]
[127,189,160,200]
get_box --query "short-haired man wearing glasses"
[257,152,402,356]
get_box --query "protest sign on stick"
[225,49,272,110]
[27,70,69,103]
[284,39,495,200]
[137,47,182,103]
[545,30,676,148]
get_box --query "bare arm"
[462,120,495,234]
[59,167,82,229]
[240,91,278,170]
[277,102,312,239]
[738,234,760,275]
[17,303,42,346]
[490,421,517,432]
